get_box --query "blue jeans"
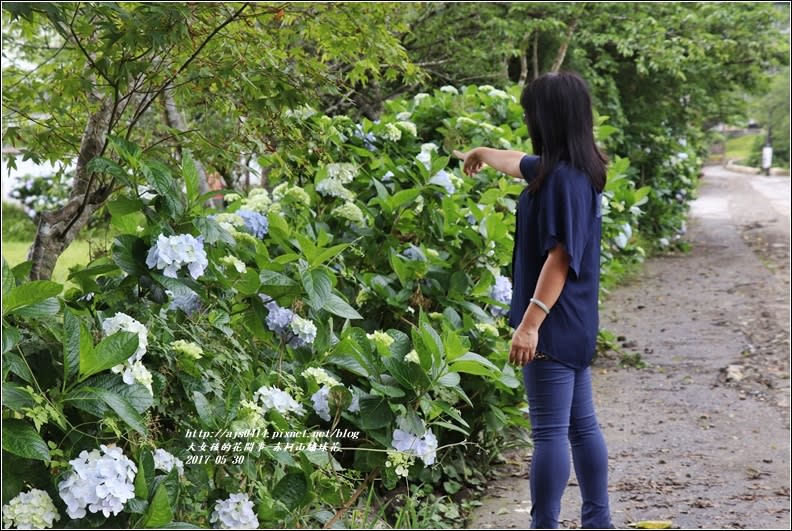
[522,359,612,529]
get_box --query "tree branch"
[551,18,579,73]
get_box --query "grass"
[724,131,762,164]
[3,240,92,285]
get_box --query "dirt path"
[467,165,791,529]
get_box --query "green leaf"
[142,484,174,528]
[107,197,144,216]
[63,310,82,382]
[2,256,14,297]
[260,270,297,287]
[12,298,60,318]
[322,293,362,320]
[87,156,130,183]
[140,160,183,217]
[182,150,200,203]
[113,235,149,276]
[369,381,406,398]
[4,352,33,383]
[83,387,148,436]
[2,419,50,462]
[3,280,62,315]
[71,374,153,416]
[302,268,332,311]
[272,473,308,510]
[135,452,149,500]
[236,268,261,296]
[2,326,21,355]
[449,352,500,376]
[79,330,139,381]
[309,243,349,268]
[357,395,394,430]
[2,382,35,409]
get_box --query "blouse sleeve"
[519,155,539,183]
[538,173,594,279]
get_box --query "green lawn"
[724,132,762,164]
[3,240,92,285]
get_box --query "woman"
[453,71,613,529]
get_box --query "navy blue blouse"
[508,155,603,368]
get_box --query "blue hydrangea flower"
[402,245,426,261]
[146,234,208,280]
[168,290,202,316]
[237,209,269,239]
[489,274,512,317]
[262,299,295,335]
[354,124,377,151]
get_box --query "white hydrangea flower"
[414,195,424,214]
[390,418,438,466]
[382,123,402,142]
[397,121,417,137]
[210,493,259,529]
[404,349,421,364]
[658,237,670,247]
[153,448,185,477]
[326,162,358,184]
[487,88,512,100]
[413,92,429,105]
[283,185,311,206]
[121,361,153,395]
[2,488,60,529]
[331,202,366,225]
[478,84,495,92]
[210,212,244,233]
[440,85,459,95]
[101,312,148,366]
[456,116,478,127]
[429,170,456,194]
[57,444,137,519]
[284,105,317,121]
[395,111,412,121]
[311,385,332,421]
[146,233,208,280]
[220,255,247,273]
[289,315,318,348]
[252,386,305,416]
[416,143,439,171]
[301,367,340,387]
[272,182,289,202]
[347,386,360,413]
[316,178,356,201]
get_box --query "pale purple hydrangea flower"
[146,233,208,280]
[489,274,512,317]
[262,299,295,335]
[236,209,269,239]
[390,417,438,466]
[57,445,137,519]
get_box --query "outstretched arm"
[452,147,527,178]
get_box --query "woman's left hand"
[509,324,539,366]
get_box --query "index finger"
[452,149,466,160]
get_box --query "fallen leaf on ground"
[627,520,673,529]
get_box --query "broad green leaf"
[236,268,261,296]
[142,484,174,528]
[369,380,405,398]
[84,387,148,436]
[2,326,21,355]
[2,419,50,462]
[322,293,362,320]
[182,150,200,203]
[112,235,149,276]
[135,452,149,500]
[272,473,308,511]
[2,256,14,297]
[3,280,62,315]
[4,352,33,383]
[449,352,500,376]
[107,197,144,216]
[309,243,349,268]
[2,382,35,409]
[260,270,297,287]
[79,330,139,381]
[63,309,82,382]
[12,298,60,318]
[357,395,394,430]
[302,268,332,311]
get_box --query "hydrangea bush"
[2,85,659,527]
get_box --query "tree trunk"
[550,18,579,73]
[532,31,540,80]
[518,35,530,86]
[28,97,115,280]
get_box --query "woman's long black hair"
[520,71,608,193]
